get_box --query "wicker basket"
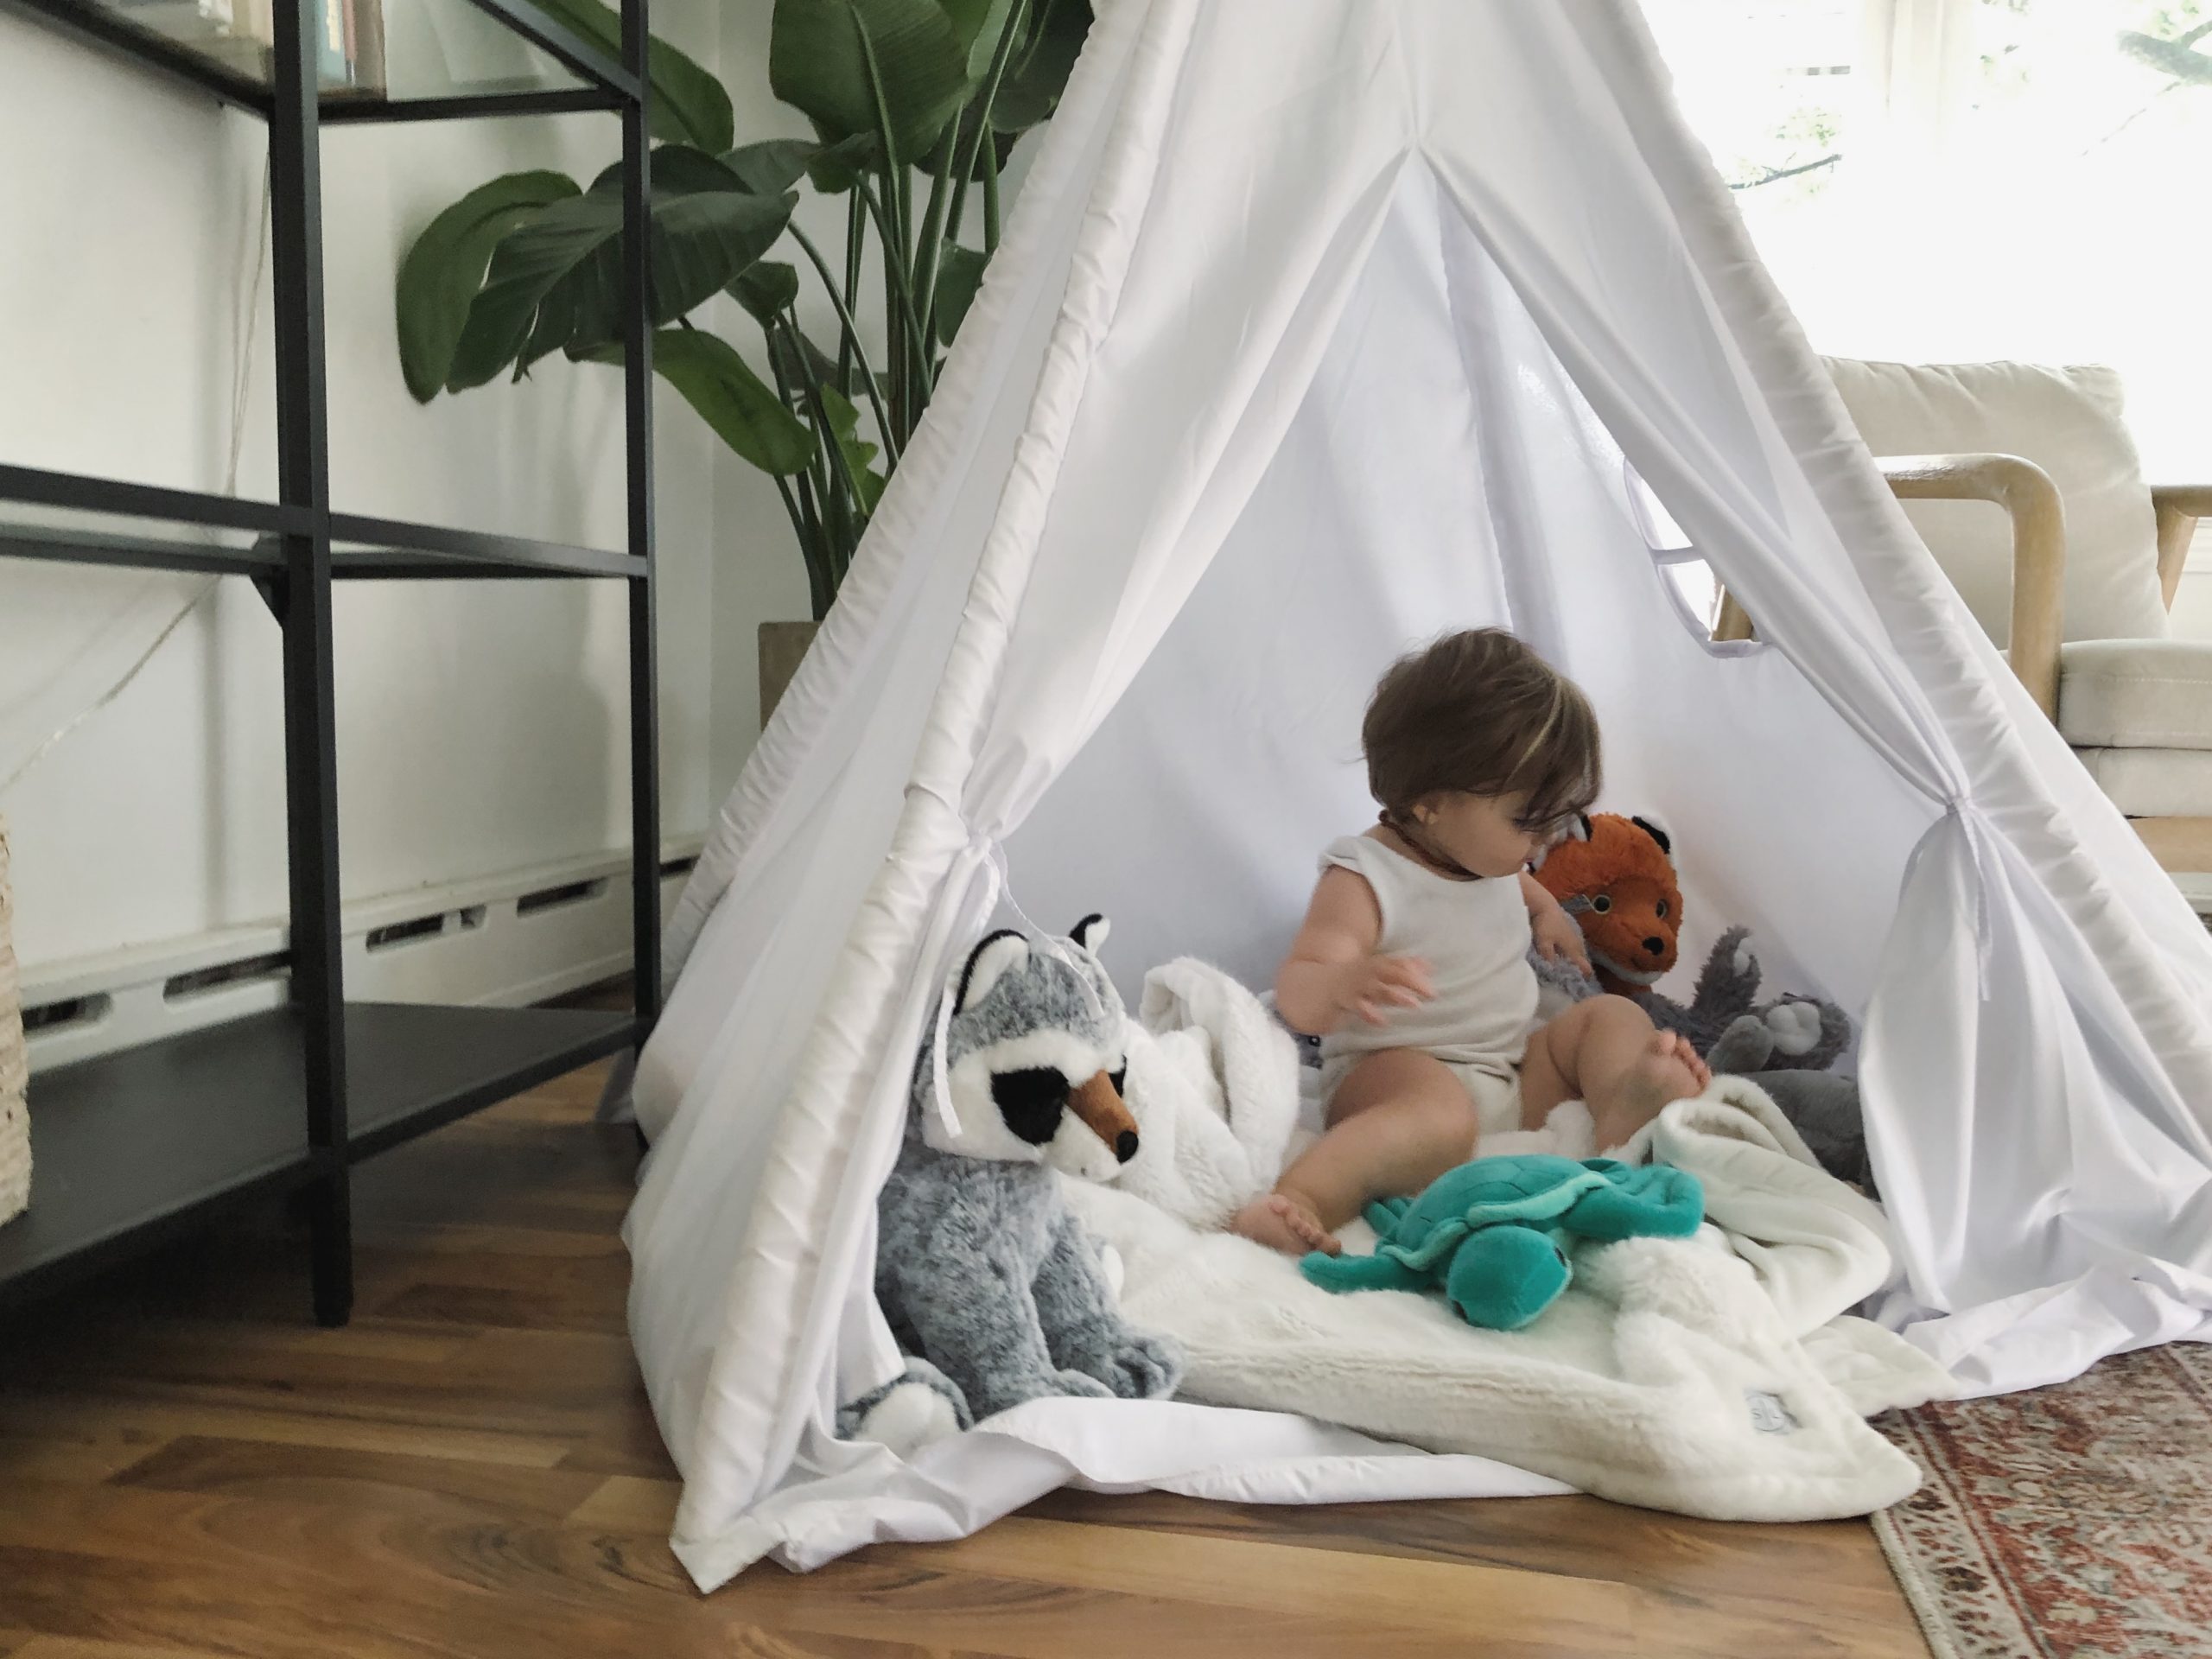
[1,815,28,1228]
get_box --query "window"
[1641,0,2212,478]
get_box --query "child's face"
[1421,790,1548,879]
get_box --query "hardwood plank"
[111,1436,608,1528]
[0,1394,575,1471]
[0,1016,1927,1659]
[565,1475,682,1534]
[15,1639,234,1659]
[868,1516,1639,1650]
[1027,1487,1918,1647]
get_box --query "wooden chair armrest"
[2152,485,2212,610]
[1874,453,2065,719]
[2151,484,2212,515]
[1712,453,2068,720]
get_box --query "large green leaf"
[396,170,580,402]
[525,0,735,154]
[769,0,972,164]
[448,189,627,390]
[448,149,794,388]
[721,137,821,196]
[806,133,882,194]
[940,0,1016,80]
[728,259,802,323]
[992,0,1089,130]
[589,331,817,474]
[932,244,986,346]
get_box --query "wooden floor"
[0,1048,1929,1659]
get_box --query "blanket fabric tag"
[1745,1390,1802,1436]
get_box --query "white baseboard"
[19,836,702,1075]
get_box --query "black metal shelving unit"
[0,0,659,1325]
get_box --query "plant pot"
[1,816,29,1228]
[759,620,822,728]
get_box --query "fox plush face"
[1530,813,1681,996]
[919,914,1139,1182]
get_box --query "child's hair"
[1363,628,1600,832]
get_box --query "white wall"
[0,3,723,969]
[706,0,838,791]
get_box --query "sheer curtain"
[1641,0,2212,486]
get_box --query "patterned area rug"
[1874,1341,2212,1658]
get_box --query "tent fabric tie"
[919,811,1110,1143]
[1946,797,2002,998]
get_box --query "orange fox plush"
[1529,813,1681,997]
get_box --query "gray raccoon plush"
[843,915,1184,1454]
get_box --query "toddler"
[1231,628,1710,1256]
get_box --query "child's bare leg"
[1230,1050,1480,1256]
[1520,996,1711,1152]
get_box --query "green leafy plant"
[396,0,1092,620]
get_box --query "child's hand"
[1532,906,1592,977]
[1338,955,1433,1027]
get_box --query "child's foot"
[1592,1031,1712,1150]
[1230,1192,1341,1256]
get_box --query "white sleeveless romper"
[1317,833,1539,1139]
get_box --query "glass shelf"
[13,0,632,117]
[0,466,293,577]
[0,467,642,582]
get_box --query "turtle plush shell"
[1366,1154,1617,1274]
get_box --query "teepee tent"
[625,0,2212,1590]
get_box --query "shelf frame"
[0,1003,639,1315]
[0,0,661,1326]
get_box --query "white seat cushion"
[1826,359,2169,645]
[2070,747,2212,819]
[2058,639,2212,751]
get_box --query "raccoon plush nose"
[1070,1069,1140,1163]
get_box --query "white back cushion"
[1826,359,2168,645]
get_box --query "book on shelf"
[137,0,385,94]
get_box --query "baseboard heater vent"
[164,950,290,1001]
[364,906,488,953]
[22,993,111,1037]
[516,878,607,917]
[21,836,702,1074]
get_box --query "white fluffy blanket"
[1068,1071,1956,1522]
[1114,957,1302,1228]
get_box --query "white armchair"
[1727,359,2212,902]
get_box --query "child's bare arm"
[1520,872,1592,976]
[1274,868,1432,1035]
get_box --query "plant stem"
[788,221,900,464]
[938,0,1028,334]
[858,177,933,440]
[762,319,835,612]
[839,190,865,397]
[785,307,871,539]
[912,132,958,358]
[982,136,1002,253]
[768,471,824,617]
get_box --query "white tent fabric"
[626,0,2212,1591]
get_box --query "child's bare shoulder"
[1309,861,1382,932]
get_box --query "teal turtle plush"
[1300,1154,1705,1330]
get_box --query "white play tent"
[625,0,2212,1590]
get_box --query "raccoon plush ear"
[956,930,1029,1014]
[1070,912,1110,952]
[1630,815,1673,857]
